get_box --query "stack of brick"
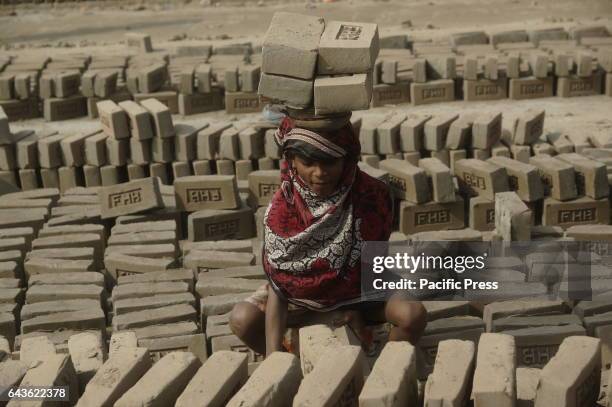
[126,54,178,113]
[176,174,255,243]
[39,56,89,121]
[99,178,180,283]
[109,269,204,364]
[222,62,263,114]
[0,55,47,121]
[259,12,378,114]
[372,49,413,106]
[82,55,131,119]
[0,190,42,351]
[197,264,265,374]
[462,52,508,102]
[17,265,107,356]
[171,55,225,115]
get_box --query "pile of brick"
[258,12,379,113]
[1,153,612,404]
[354,108,612,236]
[370,25,612,105]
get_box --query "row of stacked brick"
[2,164,612,403]
[0,33,263,122]
[3,24,612,122]
[0,101,288,192]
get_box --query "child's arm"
[265,285,288,357]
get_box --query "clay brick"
[534,336,600,407]
[317,20,378,75]
[487,156,544,202]
[424,113,458,151]
[471,333,516,406]
[224,91,262,115]
[16,131,48,170]
[28,272,103,289]
[184,240,254,256]
[44,95,87,121]
[424,339,475,407]
[173,123,202,162]
[185,250,255,272]
[370,82,411,107]
[375,113,405,154]
[558,72,603,97]
[107,230,175,247]
[151,136,174,163]
[140,98,175,138]
[258,72,313,108]
[556,153,608,199]
[454,159,510,200]
[399,196,465,234]
[261,12,324,80]
[226,352,300,406]
[426,55,457,80]
[176,350,247,407]
[174,175,239,212]
[108,332,138,358]
[238,65,260,92]
[84,132,107,167]
[126,32,153,52]
[138,64,167,94]
[359,341,417,406]
[112,281,188,302]
[24,258,94,278]
[104,253,174,281]
[100,177,163,219]
[464,77,509,101]
[114,351,201,407]
[483,300,566,332]
[411,80,455,105]
[97,100,129,140]
[117,100,153,140]
[197,123,232,160]
[294,345,364,406]
[248,170,281,206]
[400,115,430,152]
[8,354,78,406]
[113,303,196,331]
[450,31,489,46]
[379,158,430,203]
[314,74,373,115]
[542,196,609,227]
[37,133,64,169]
[529,155,577,201]
[513,109,545,145]
[418,158,455,203]
[54,71,81,98]
[178,88,224,115]
[445,115,474,150]
[21,308,105,334]
[472,111,502,150]
[495,191,532,241]
[68,331,105,393]
[77,347,152,407]
[509,76,554,100]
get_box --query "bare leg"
[265,286,288,356]
[384,294,428,345]
[229,301,266,355]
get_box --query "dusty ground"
[1,0,612,137]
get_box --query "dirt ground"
[1,0,612,137]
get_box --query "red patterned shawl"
[262,117,392,311]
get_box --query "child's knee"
[395,302,428,332]
[229,302,251,338]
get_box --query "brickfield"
[2,0,612,405]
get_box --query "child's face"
[291,155,345,198]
